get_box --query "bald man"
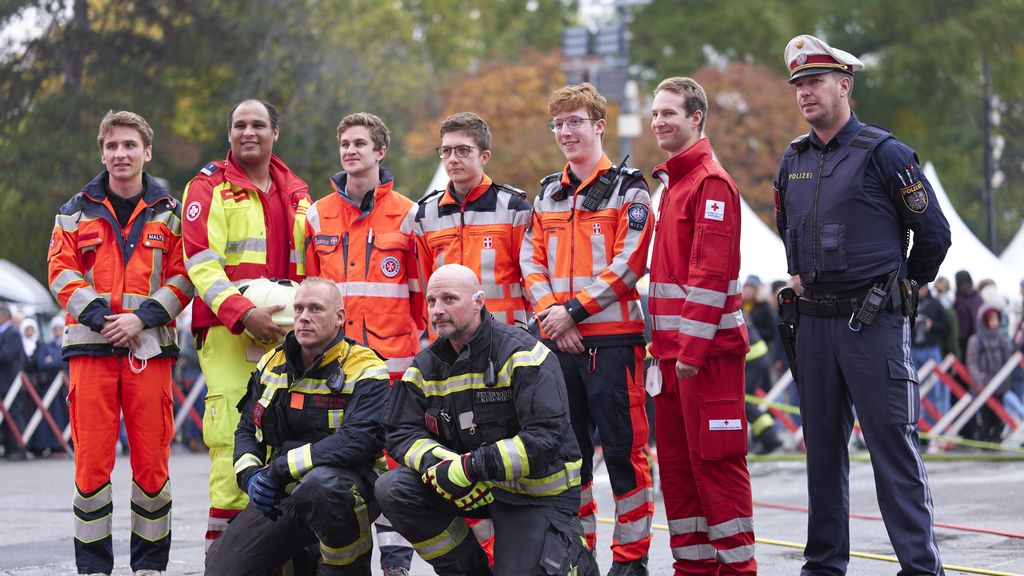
[207,277,390,576]
[376,265,596,575]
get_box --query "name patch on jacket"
[307,395,349,410]
[628,204,649,231]
[146,233,165,243]
[314,234,340,247]
[474,389,512,403]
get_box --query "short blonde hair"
[548,82,607,121]
[337,112,390,151]
[97,110,153,148]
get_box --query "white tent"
[0,259,56,312]
[925,162,1020,296]
[420,161,448,200]
[999,223,1024,280]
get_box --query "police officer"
[774,35,951,575]
[375,264,595,576]
[205,278,390,575]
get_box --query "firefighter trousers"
[654,354,756,575]
[375,466,595,576]
[69,355,174,574]
[206,466,378,575]
[198,325,273,545]
[553,343,653,562]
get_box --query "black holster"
[777,287,800,382]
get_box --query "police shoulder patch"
[900,181,928,213]
[627,204,649,231]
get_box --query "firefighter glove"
[422,453,493,511]
[247,468,283,519]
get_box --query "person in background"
[27,316,70,457]
[955,270,984,358]
[966,305,1016,442]
[911,284,951,425]
[0,305,27,461]
[933,276,961,359]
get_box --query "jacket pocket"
[470,399,519,445]
[818,222,847,272]
[698,397,747,460]
[695,224,732,279]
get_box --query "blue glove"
[246,469,283,519]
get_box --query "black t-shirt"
[106,179,146,229]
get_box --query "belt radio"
[582,154,629,211]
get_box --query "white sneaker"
[134,571,161,576]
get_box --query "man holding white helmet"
[182,99,312,546]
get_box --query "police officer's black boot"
[606,554,647,576]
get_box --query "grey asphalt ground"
[0,447,1021,575]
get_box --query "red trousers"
[69,355,174,493]
[654,355,756,575]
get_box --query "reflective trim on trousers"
[412,518,471,561]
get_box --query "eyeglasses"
[436,145,480,159]
[548,116,596,133]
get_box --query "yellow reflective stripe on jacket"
[287,443,314,479]
[490,458,581,497]
[404,438,450,472]
[496,436,530,479]
[403,367,497,397]
[234,453,264,475]
[496,341,549,387]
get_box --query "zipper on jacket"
[811,150,827,283]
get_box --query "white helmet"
[238,278,299,342]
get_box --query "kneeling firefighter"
[206,277,390,576]
[376,264,597,576]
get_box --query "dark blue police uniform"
[775,112,951,576]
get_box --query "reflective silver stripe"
[709,516,754,541]
[490,460,581,496]
[151,286,185,317]
[131,508,171,542]
[150,241,163,295]
[56,213,81,230]
[67,285,104,317]
[234,453,263,474]
[616,487,653,515]
[668,516,708,535]
[122,294,148,310]
[131,480,171,513]
[290,249,303,264]
[385,357,414,374]
[470,518,494,542]
[287,444,314,478]
[74,484,112,513]
[580,484,593,506]
[511,309,530,327]
[581,513,597,535]
[376,531,411,547]
[328,409,343,429]
[409,278,422,293]
[348,365,389,385]
[63,323,109,347]
[496,342,549,387]
[718,544,756,564]
[339,282,410,298]
[185,248,226,270]
[307,203,322,232]
[614,515,652,545]
[413,518,471,561]
[687,286,728,308]
[481,248,497,292]
[75,513,113,543]
[496,437,527,479]
[203,278,235,307]
[672,543,716,561]
[650,281,685,299]
[166,274,194,295]
[224,237,267,255]
[207,514,229,534]
[545,237,558,285]
[719,310,745,329]
[653,315,680,331]
[590,232,607,277]
[403,367,493,396]
[461,211,518,226]
[678,318,717,340]
[321,490,372,565]
[50,269,84,295]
